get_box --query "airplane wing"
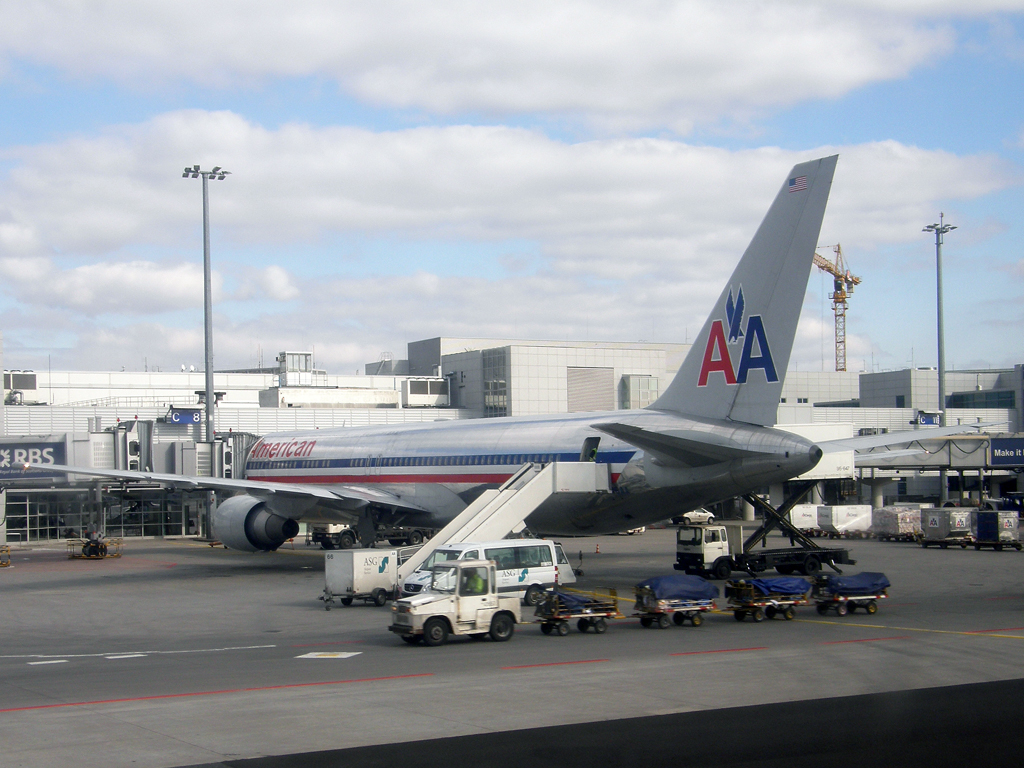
[19,462,430,513]
[817,422,1002,453]
[592,422,764,466]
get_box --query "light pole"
[923,213,956,502]
[183,165,231,444]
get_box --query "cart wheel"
[672,613,686,626]
[996,544,1004,551]
[866,601,878,615]
[960,542,968,549]
[372,589,388,607]
[765,606,777,620]
[836,602,848,617]
[592,618,608,634]
[640,617,653,628]
[340,597,354,606]
[556,621,570,636]
[657,614,671,629]
[690,613,703,627]
[422,618,449,647]
[733,610,746,622]
[541,623,553,635]
[939,543,948,549]
[577,618,591,633]
[751,608,765,623]
[816,603,829,615]
[847,604,857,613]
[783,606,796,621]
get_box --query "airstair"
[397,461,611,580]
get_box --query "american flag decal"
[788,176,807,193]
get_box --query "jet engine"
[213,495,300,552]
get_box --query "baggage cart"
[535,589,621,636]
[872,507,922,542]
[725,576,811,622]
[920,508,971,548]
[321,549,399,608]
[634,574,718,628]
[812,572,890,616]
[972,511,1021,551]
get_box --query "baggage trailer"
[535,590,621,636]
[634,574,718,628]
[972,510,1021,551]
[726,577,812,622]
[675,481,855,579]
[321,549,399,608]
[812,572,890,616]
[920,508,971,549]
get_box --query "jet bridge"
[397,461,611,580]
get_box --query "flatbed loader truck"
[675,481,855,579]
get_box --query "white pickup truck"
[388,559,521,646]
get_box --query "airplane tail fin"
[650,155,838,426]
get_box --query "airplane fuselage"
[243,408,821,535]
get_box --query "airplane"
[22,155,989,552]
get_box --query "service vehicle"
[726,576,812,622]
[535,590,620,635]
[321,549,398,608]
[675,483,855,579]
[812,572,890,616]
[388,559,520,646]
[634,574,718,628]
[310,522,433,550]
[400,538,575,604]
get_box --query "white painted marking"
[295,652,363,659]
[29,660,68,665]
[1,644,275,661]
[105,654,147,660]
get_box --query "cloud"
[0,257,218,314]
[0,2,962,131]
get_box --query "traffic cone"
[595,543,600,554]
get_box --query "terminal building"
[1,330,1021,544]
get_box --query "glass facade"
[482,348,510,418]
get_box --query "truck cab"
[675,524,741,580]
[388,559,521,646]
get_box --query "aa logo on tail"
[698,286,778,386]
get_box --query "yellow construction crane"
[813,244,861,372]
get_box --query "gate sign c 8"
[169,408,203,425]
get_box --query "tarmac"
[3,528,1024,767]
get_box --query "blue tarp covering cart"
[634,574,719,628]
[725,576,812,622]
[812,572,890,616]
[535,590,622,636]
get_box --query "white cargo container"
[787,504,819,533]
[322,549,399,608]
[817,505,872,538]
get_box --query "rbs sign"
[0,441,67,477]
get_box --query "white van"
[401,539,576,605]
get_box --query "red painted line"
[0,673,434,714]
[670,647,767,657]
[821,636,910,645]
[502,659,610,670]
[966,627,1024,635]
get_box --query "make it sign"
[990,438,1024,467]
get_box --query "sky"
[0,1,1022,377]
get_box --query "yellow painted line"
[795,618,1024,640]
